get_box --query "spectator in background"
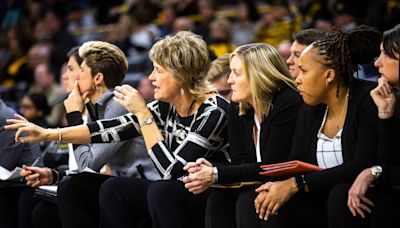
[29,62,63,127]
[287,28,326,79]
[231,0,260,46]
[0,25,34,91]
[172,16,195,33]
[19,93,50,128]
[42,9,77,77]
[196,0,219,42]
[19,93,50,151]
[207,53,232,101]
[208,18,235,57]
[27,43,51,72]
[253,0,299,48]
[0,98,42,228]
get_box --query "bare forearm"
[52,125,91,144]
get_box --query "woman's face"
[19,96,41,121]
[62,56,81,93]
[78,60,96,96]
[296,46,329,105]
[374,43,399,87]
[227,55,252,103]
[148,62,181,103]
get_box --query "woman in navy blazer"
[253,25,382,228]
[183,43,302,228]
[347,24,400,227]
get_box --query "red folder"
[259,160,322,177]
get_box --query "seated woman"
[251,25,382,228]
[19,93,50,128]
[6,31,230,228]
[183,43,302,228]
[347,24,400,228]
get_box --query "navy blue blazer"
[290,79,379,192]
[217,86,303,183]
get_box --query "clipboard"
[259,160,322,177]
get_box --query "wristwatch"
[140,117,153,128]
[371,165,382,181]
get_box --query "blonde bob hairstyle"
[149,31,215,100]
[231,43,296,117]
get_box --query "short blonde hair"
[207,53,230,82]
[149,31,214,100]
[231,43,296,116]
[79,41,128,88]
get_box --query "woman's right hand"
[20,166,53,188]
[370,77,396,119]
[64,81,89,113]
[5,114,50,143]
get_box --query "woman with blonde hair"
[6,31,230,228]
[183,42,302,228]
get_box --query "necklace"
[175,99,197,142]
[329,90,349,131]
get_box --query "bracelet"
[295,174,307,193]
[50,169,60,185]
[212,167,218,184]
[57,127,62,143]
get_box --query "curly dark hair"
[313,25,382,96]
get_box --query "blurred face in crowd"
[62,56,81,93]
[286,41,308,79]
[213,74,232,101]
[148,62,181,103]
[34,63,54,89]
[19,96,41,121]
[374,43,399,87]
[228,55,252,103]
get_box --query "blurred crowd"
[0,0,398,127]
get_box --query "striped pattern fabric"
[87,95,230,179]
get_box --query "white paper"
[38,185,58,194]
[0,166,23,180]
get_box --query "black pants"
[99,177,152,228]
[148,180,209,228]
[31,200,62,228]
[0,186,36,228]
[57,174,111,228]
[330,182,400,228]
[369,188,400,228]
[99,177,209,228]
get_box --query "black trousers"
[31,200,62,228]
[330,182,400,228]
[57,174,111,228]
[0,186,36,228]
[99,177,209,228]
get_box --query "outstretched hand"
[5,114,49,143]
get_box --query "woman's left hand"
[254,178,297,221]
[114,85,148,117]
[183,163,214,194]
[347,168,375,218]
